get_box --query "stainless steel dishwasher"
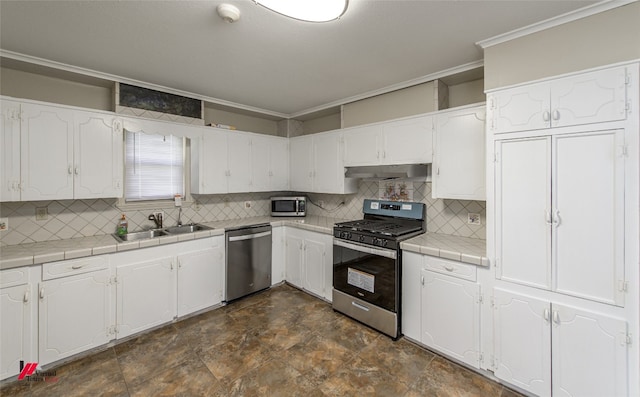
[225,223,272,302]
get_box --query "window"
[124,130,184,201]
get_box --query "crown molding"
[476,0,637,49]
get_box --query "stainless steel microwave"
[271,196,306,217]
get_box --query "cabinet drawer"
[423,256,477,281]
[0,267,30,288]
[42,256,108,280]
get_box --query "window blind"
[125,131,184,201]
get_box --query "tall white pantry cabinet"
[486,62,639,397]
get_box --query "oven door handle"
[333,239,397,260]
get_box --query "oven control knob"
[381,239,388,247]
[341,231,351,239]
[359,235,365,243]
[372,237,379,245]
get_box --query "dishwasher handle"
[228,230,272,242]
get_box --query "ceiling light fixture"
[255,0,348,22]
[217,4,241,23]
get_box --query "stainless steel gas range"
[332,199,426,339]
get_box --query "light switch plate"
[36,207,48,221]
[0,217,8,231]
[467,213,481,225]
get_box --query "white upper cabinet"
[488,65,629,134]
[0,100,21,202]
[73,110,123,199]
[192,128,289,194]
[495,129,626,306]
[344,115,432,166]
[21,103,75,201]
[227,132,252,193]
[191,128,228,194]
[290,130,356,194]
[432,104,486,200]
[251,134,289,192]
[1,100,123,202]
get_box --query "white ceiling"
[0,0,598,118]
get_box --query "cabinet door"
[250,134,270,192]
[289,136,313,192]
[495,137,551,289]
[1,100,21,202]
[382,115,433,165]
[227,132,252,193]
[492,288,551,397]
[21,103,74,200]
[302,236,327,299]
[177,245,224,317]
[285,231,304,288]
[343,124,382,166]
[401,251,422,341]
[74,111,123,199]
[421,269,480,368]
[433,107,485,200]
[488,82,550,134]
[551,303,628,397]
[39,269,113,366]
[552,66,627,128]
[271,226,285,285]
[116,256,176,339]
[0,283,33,379]
[552,130,625,306]
[313,132,342,193]
[192,131,228,194]
[269,137,290,191]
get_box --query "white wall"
[1,67,113,111]
[484,2,640,90]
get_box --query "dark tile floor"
[1,284,522,397]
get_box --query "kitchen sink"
[113,229,168,242]
[164,224,213,235]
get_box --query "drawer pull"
[444,265,455,272]
[71,264,86,270]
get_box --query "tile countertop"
[0,216,350,271]
[401,233,488,267]
[0,215,487,270]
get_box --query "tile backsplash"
[0,180,484,246]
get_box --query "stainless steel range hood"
[344,164,431,181]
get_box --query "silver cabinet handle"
[552,310,560,324]
[228,231,272,242]
[543,308,550,323]
[543,110,550,122]
[74,166,79,175]
[71,264,86,270]
[552,110,560,121]
[444,265,455,272]
[421,276,424,286]
[351,301,370,312]
[39,287,45,300]
[552,209,560,226]
[24,290,29,303]
[68,165,73,175]
[545,210,552,225]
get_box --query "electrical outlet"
[244,201,252,209]
[467,213,481,225]
[0,217,8,231]
[36,207,48,221]
[318,200,324,208]
[224,197,230,207]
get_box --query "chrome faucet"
[177,207,182,227]
[148,213,163,229]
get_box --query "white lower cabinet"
[176,243,224,318]
[284,227,332,301]
[0,267,36,379]
[402,251,481,369]
[38,258,113,366]
[492,288,629,397]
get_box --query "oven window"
[272,200,296,213]
[333,244,397,312]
